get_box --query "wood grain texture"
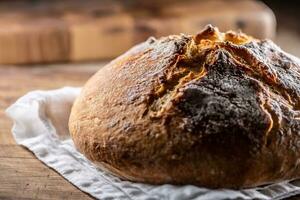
[0,0,275,64]
[0,63,103,200]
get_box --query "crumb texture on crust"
[69,25,300,188]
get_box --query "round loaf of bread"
[69,25,300,188]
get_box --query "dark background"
[263,0,300,32]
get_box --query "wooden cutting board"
[0,0,276,64]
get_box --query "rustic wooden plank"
[0,145,33,158]
[0,63,102,199]
[0,157,93,199]
[0,0,275,64]
[0,63,101,145]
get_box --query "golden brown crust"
[69,25,300,188]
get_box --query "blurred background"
[263,0,300,58]
[0,0,298,65]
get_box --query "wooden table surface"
[0,63,104,200]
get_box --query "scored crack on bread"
[69,25,300,188]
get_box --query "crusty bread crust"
[69,25,300,188]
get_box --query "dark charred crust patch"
[148,25,300,152]
[175,50,270,148]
